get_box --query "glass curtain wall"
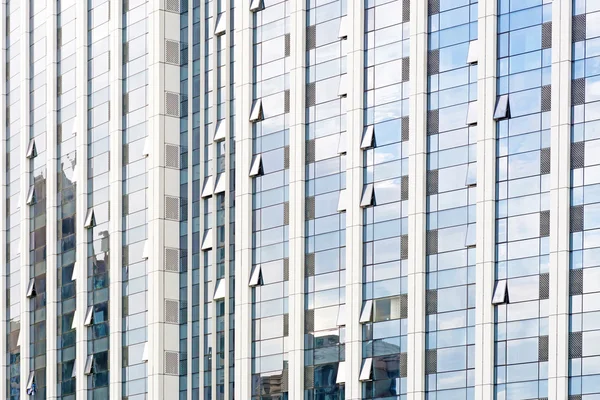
[361,0,410,398]
[425,0,478,398]
[493,1,551,399]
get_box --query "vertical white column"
[407,0,427,398]
[345,0,364,398]
[548,1,572,399]
[474,0,497,399]
[108,0,124,397]
[45,0,59,397]
[234,1,253,398]
[288,0,305,398]
[74,0,89,395]
[18,0,31,397]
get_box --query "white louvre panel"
[214,173,226,194]
[338,75,348,97]
[164,248,180,272]
[214,120,226,141]
[201,229,213,251]
[359,300,373,323]
[164,299,180,324]
[360,184,375,208]
[26,278,36,298]
[164,196,180,221]
[467,40,478,64]
[337,132,347,154]
[164,351,179,375]
[249,154,263,177]
[26,186,35,205]
[361,125,375,149]
[336,361,346,383]
[201,176,214,198]
[336,304,346,326]
[165,0,180,13]
[84,355,94,375]
[249,265,262,287]
[165,40,180,65]
[213,279,226,300]
[26,139,37,158]
[359,358,373,381]
[84,306,94,326]
[142,343,149,362]
[142,241,149,260]
[164,144,180,169]
[249,100,264,122]
[338,17,348,39]
[250,0,264,12]
[71,310,77,329]
[492,279,508,305]
[84,208,96,228]
[466,102,477,126]
[71,261,78,281]
[337,190,347,212]
[214,14,226,36]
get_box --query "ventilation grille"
[426,289,437,315]
[283,258,289,281]
[540,147,551,175]
[284,90,290,113]
[164,351,180,375]
[123,194,130,215]
[569,331,582,358]
[401,116,409,141]
[427,170,439,195]
[400,235,408,260]
[305,309,314,333]
[306,25,316,50]
[402,0,410,22]
[306,196,315,220]
[570,205,584,233]
[283,202,289,225]
[572,14,586,42]
[541,22,552,49]
[426,230,438,255]
[539,210,550,237]
[427,109,439,135]
[283,146,290,169]
[123,0,129,12]
[57,76,62,95]
[283,314,289,337]
[165,248,180,272]
[284,33,290,57]
[122,246,130,265]
[400,294,408,319]
[123,42,129,63]
[425,349,437,373]
[304,366,314,388]
[571,141,585,169]
[428,49,439,75]
[570,269,583,296]
[428,0,439,15]
[306,82,316,107]
[166,0,180,13]
[539,273,549,300]
[539,335,549,361]
[541,85,551,112]
[572,78,585,106]
[400,353,408,377]
[165,40,180,65]
[165,300,179,324]
[165,144,180,169]
[401,175,409,201]
[305,253,315,277]
[165,92,180,117]
[402,57,410,82]
[165,196,180,221]
[306,139,315,163]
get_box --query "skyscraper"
[0,0,594,399]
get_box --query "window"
[249,265,262,287]
[493,95,510,120]
[249,99,264,122]
[359,358,373,381]
[492,279,508,305]
[249,154,263,177]
[202,229,213,251]
[360,184,375,208]
[214,279,226,300]
[359,300,373,323]
[361,125,375,149]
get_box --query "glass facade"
[56,0,77,396]
[569,0,600,397]
[250,0,291,398]
[425,0,477,398]
[494,1,551,399]
[361,0,410,398]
